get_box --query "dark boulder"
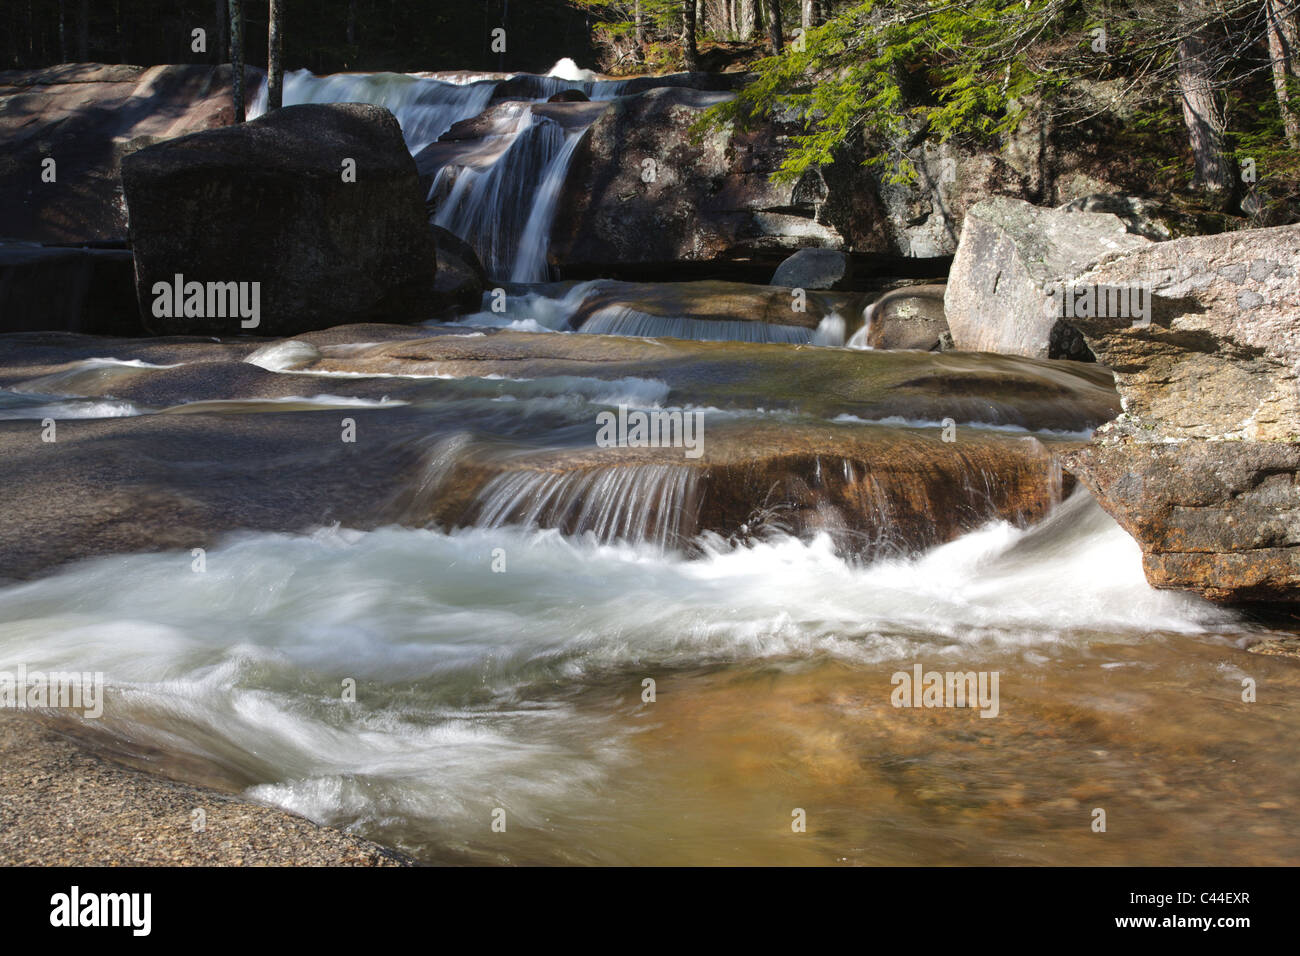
[430,224,488,315]
[122,103,437,337]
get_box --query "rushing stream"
[0,62,1295,867]
[0,487,1293,865]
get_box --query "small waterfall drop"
[472,463,702,550]
[433,106,565,278]
[577,307,814,344]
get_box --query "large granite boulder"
[1060,224,1300,605]
[944,197,1152,359]
[0,63,242,242]
[122,103,437,337]
[548,87,857,278]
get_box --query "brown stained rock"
[865,283,949,350]
[407,422,1077,558]
[1064,442,1300,604]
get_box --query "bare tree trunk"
[229,0,245,122]
[1176,0,1233,194]
[681,0,699,70]
[801,0,813,32]
[215,0,227,64]
[740,0,757,39]
[764,0,783,53]
[1266,0,1300,148]
[268,0,284,111]
[77,0,88,60]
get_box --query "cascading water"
[248,68,500,152]
[576,307,815,344]
[471,463,701,550]
[432,108,568,280]
[250,64,628,281]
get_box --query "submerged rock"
[566,279,865,343]
[0,327,1115,578]
[863,284,949,350]
[122,103,437,336]
[407,422,1076,558]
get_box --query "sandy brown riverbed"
[0,712,410,866]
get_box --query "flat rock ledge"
[0,713,410,866]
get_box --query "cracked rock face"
[1069,225,1300,444]
[1060,223,1300,605]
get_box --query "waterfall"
[510,131,586,283]
[471,463,702,550]
[249,63,626,283]
[847,302,876,349]
[432,108,570,280]
[248,68,499,152]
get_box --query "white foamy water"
[0,394,144,420]
[831,413,1095,441]
[159,395,409,414]
[0,490,1239,854]
[244,340,322,371]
